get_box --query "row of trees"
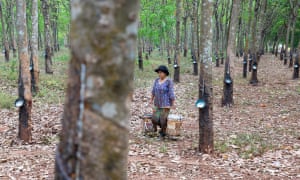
[0,1,70,141]
[138,0,300,153]
[138,0,300,81]
[1,0,300,178]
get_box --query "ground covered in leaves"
[0,51,299,179]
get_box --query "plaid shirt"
[151,78,175,108]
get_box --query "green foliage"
[0,59,18,82]
[215,140,229,153]
[139,0,176,45]
[0,92,14,109]
[229,133,273,159]
[215,133,274,159]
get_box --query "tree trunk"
[138,36,143,71]
[173,0,181,83]
[38,24,43,50]
[213,0,220,55]
[192,0,198,75]
[55,0,139,179]
[42,0,53,74]
[198,0,214,154]
[250,0,260,85]
[243,53,248,78]
[51,0,59,52]
[257,0,267,55]
[244,0,253,55]
[183,14,188,57]
[222,0,240,107]
[284,18,291,66]
[0,2,10,62]
[16,0,32,142]
[30,0,39,94]
[6,0,17,58]
[167,41,171,64]
[293,51,299,79]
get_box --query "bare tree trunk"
[222,0,240,107]
[192,0,198,75]
[173,0,181,83]
[42,0,53,74]
[198,0,214,154]
[6,0,17,58]
[250,0,260,85]
[138,35,143,71]
[246,0,253,71]
[293,51,299,79]
[0,2,10,62]
[51,0,59,52]
[55,0,139,179]
[183,12,188,57]
[30,0,39,94]
[284,18,291,66]
[38,24,43,50]
[16,0,32,142]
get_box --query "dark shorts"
[151,107,170,136]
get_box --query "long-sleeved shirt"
[151,78,175,108]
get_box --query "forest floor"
[0,50,299,179]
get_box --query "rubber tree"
[198,0,214,154]
[6,0,17,58]
[250,0,260,85]
[16,0,32,142]
[0,2,10,62]
[222,0,241,107]
[55,0,139,179]
[30,0,39,94]
[191,0,198,75]
[174,0,181,83]
[42,0,53,74]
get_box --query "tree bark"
[173,0,181,83]
[0,2,10,62]
[42,0,53,74]
[55,0,139,179]
[293,51,299,79]
[192,0,198,75]
[198,0,214,154]
[138,35,143,71]
[16,0,32,142]
[30,0,39,94]
[250,0,260,85]
[6,0,17,58]
[51,0,59,52]
[222,0,240,107]
[183,9,188,58]
[284,18,291,65]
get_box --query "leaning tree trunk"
[0,2,10,62]
[42,0,53,74]
[173,0,181,83]
[222,0,240,107]
[16,0,32,142]
[55,0,139,179]
[198,0,214,154]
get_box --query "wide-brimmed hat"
[155,65,169,76]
